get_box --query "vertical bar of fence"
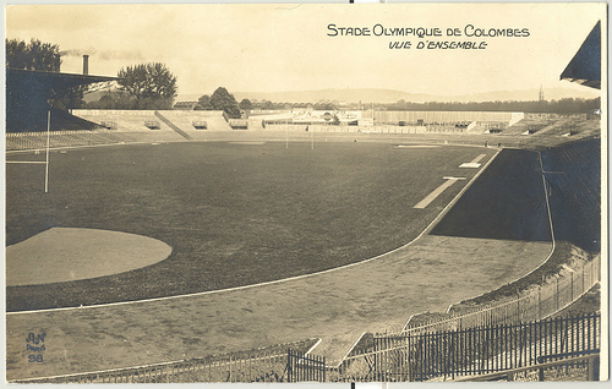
[469,327,473,375]
[587,314,592,351]
[462,328,467,376]
[567,316,571,356]
[408,332,413,381]
[438,332,442,378]
[505,324,509,371]
[427,331,432,380]
[527,321,532,366]
[322,356,326,382]
[518,322,523,368]
[549,318,553,358]
[287,349,292,383]
[443,330,448,377]
[576,315,580,355]
[596,314,600,350]
[555,317,560,357]
[486,326,491,373]
[524,322,529,367]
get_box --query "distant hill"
[83,89,116,103]
[91,87,599,106]
[231,89,433,105]
[227,87,599,104]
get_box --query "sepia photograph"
[3,1,607,384]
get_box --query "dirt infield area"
[6,227,171,287]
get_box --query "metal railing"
[324,313,600,382]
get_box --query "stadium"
[5,4,604,384]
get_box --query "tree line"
[188,98,600,115]
[6,38,61,71]
[384,98,600,114]
[7,38,178,110]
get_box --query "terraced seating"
[6,130,184,151]
[72,110,178,134]
[532,118,600,137]
[504,119,557,136]
[157,111,233,135]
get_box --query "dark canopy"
[560,21,601,89]
[6,68,117,132]
[7,68,116,89]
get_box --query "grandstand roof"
[7,68,117,88]
[6,68,117,132]
[560,21,601,89]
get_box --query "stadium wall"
[373,110,524,125]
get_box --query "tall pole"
[44,110,51,193]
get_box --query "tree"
[117,63,177,109]
[195,95,211,110]
[6,38,61,71]
[86,91,137,109]
[6,38,83,111]
[209,87,241,118]
[239,98,253,110]
[52,85,87,110]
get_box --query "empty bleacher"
[532,118,600,137]
[72,109,180,135]
[503,118,557,136]
[6,129,184,151]
[152,110,233,136]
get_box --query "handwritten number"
[28,354,43,363]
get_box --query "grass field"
[6,141,493,311]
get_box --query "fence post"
[287,349,291,383]
[322,356,326,382]
[587,356,600,381]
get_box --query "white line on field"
[470,153,487,164]
[6,161,47,164]
[413,178,459,209]
[8,149,501,316]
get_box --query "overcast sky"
[6,3,604,98]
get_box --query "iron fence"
[324,313,600,382]
[398,255,600,335]
[287,349,326,382]
[13,340,315,384]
